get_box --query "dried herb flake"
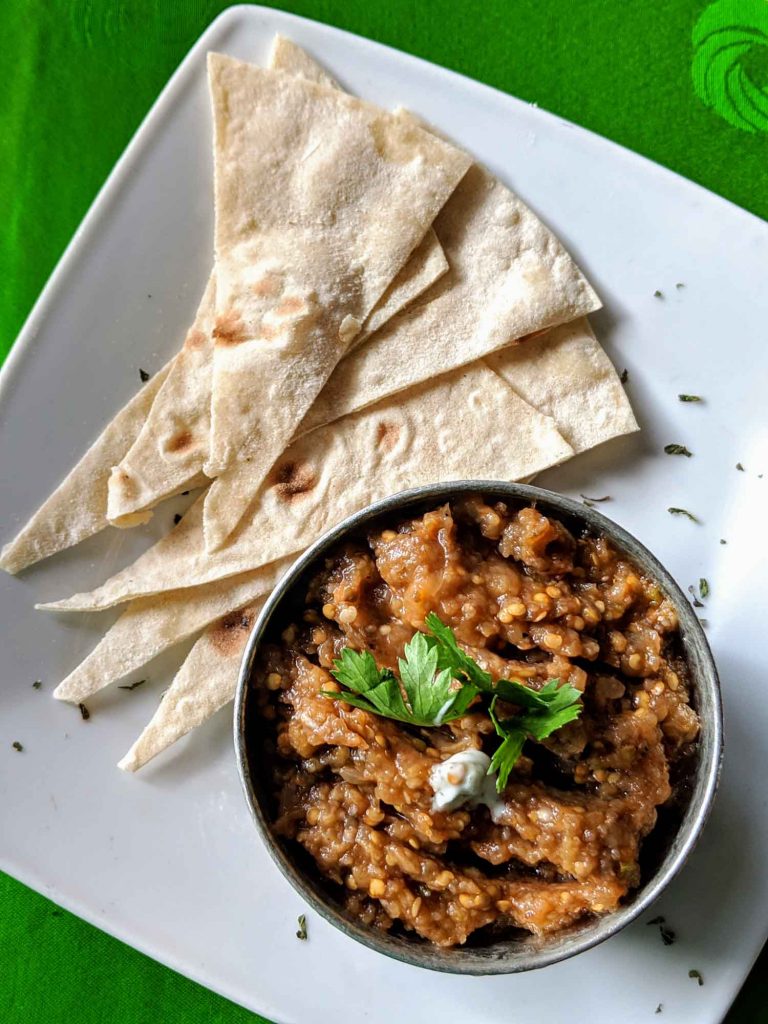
[78,703,90,721]
[668,508,700,523]
[720,539,727,545]
[660,925,676,946]
[676,282,685,290]
[736,462,745,471]
[296,914,308,940]
[655,1005,663,1014]
[139,368,150,383]
[664,444,692,457]
[620,368,629,384]
[173,513,182,525]
[699,578,710,600]
[654,290,663,298]
[687,586,704,608]
[33,680,42,690]
[647,915,665,926]
[678,394,702,402]
[118,679,147,692]
[580,494,611,503]
[12,741,23,752]
[689,969,704,986]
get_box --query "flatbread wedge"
[0,360,173,574]
[117,600,263,772]
[484,318,638,452]
[297,159,601,438]
[39,364,574,611]
[202,54,473,549]
[52,557,291,703]
[104,54,450,530]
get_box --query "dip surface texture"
[255,498,700,947]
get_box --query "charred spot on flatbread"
[111,467,136,497]
[183,329,207,351]
[252,273,282,298]
[375,420,401,452]
[271,460,317,502]
[165,431,195,455]
[213,311,249,347]
[274,296,306,317]
[211,608,256,657]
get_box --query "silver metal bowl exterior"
[234,481,723,975]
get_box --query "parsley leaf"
[668,507,700,522]
[664,444,692,457]
[325,635,475,727]
[487,683,582,792]
[488,701,526,791]
[423,612,491,690]
[322,616,583,792]
[424,613,558,710]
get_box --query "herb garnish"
[620,368,629,384]
[296,914,308,940]
[33,680,42,690]
[139,368,150,383]
[654,290,663,298]
[580,494,611,505]
[676,282,685,290]
[323,614,582,793]
[678,394,702,402]
[668,508,700,523]
[173,513,182,525]
[488,683,582,790]
[78,703,90,721]
[118,679,147,692]
[12,741,23,752]
[720,539,727,545]
[688,969,704,986]
[687,586,704,608]
[664,444,692,457]
[699,578,709,600]
[655,1004,663,1014]
[736,462,745,471]
[647,914,675,944]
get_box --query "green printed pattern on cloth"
[692,0,768,133]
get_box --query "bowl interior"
[235,481,722,974]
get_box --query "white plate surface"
[1,6,767,1023]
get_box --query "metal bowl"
[234,481,722,974]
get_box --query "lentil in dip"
[254,498,700,948]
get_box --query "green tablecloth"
[1,1,766,1020]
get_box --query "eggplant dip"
[254,497,699,947]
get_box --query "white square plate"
[1,6,766,1023]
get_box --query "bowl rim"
[234,480,723,974]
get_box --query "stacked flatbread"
[0,38,637,772]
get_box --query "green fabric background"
[1,1,766,1021]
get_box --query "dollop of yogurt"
[429,750,506,822]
